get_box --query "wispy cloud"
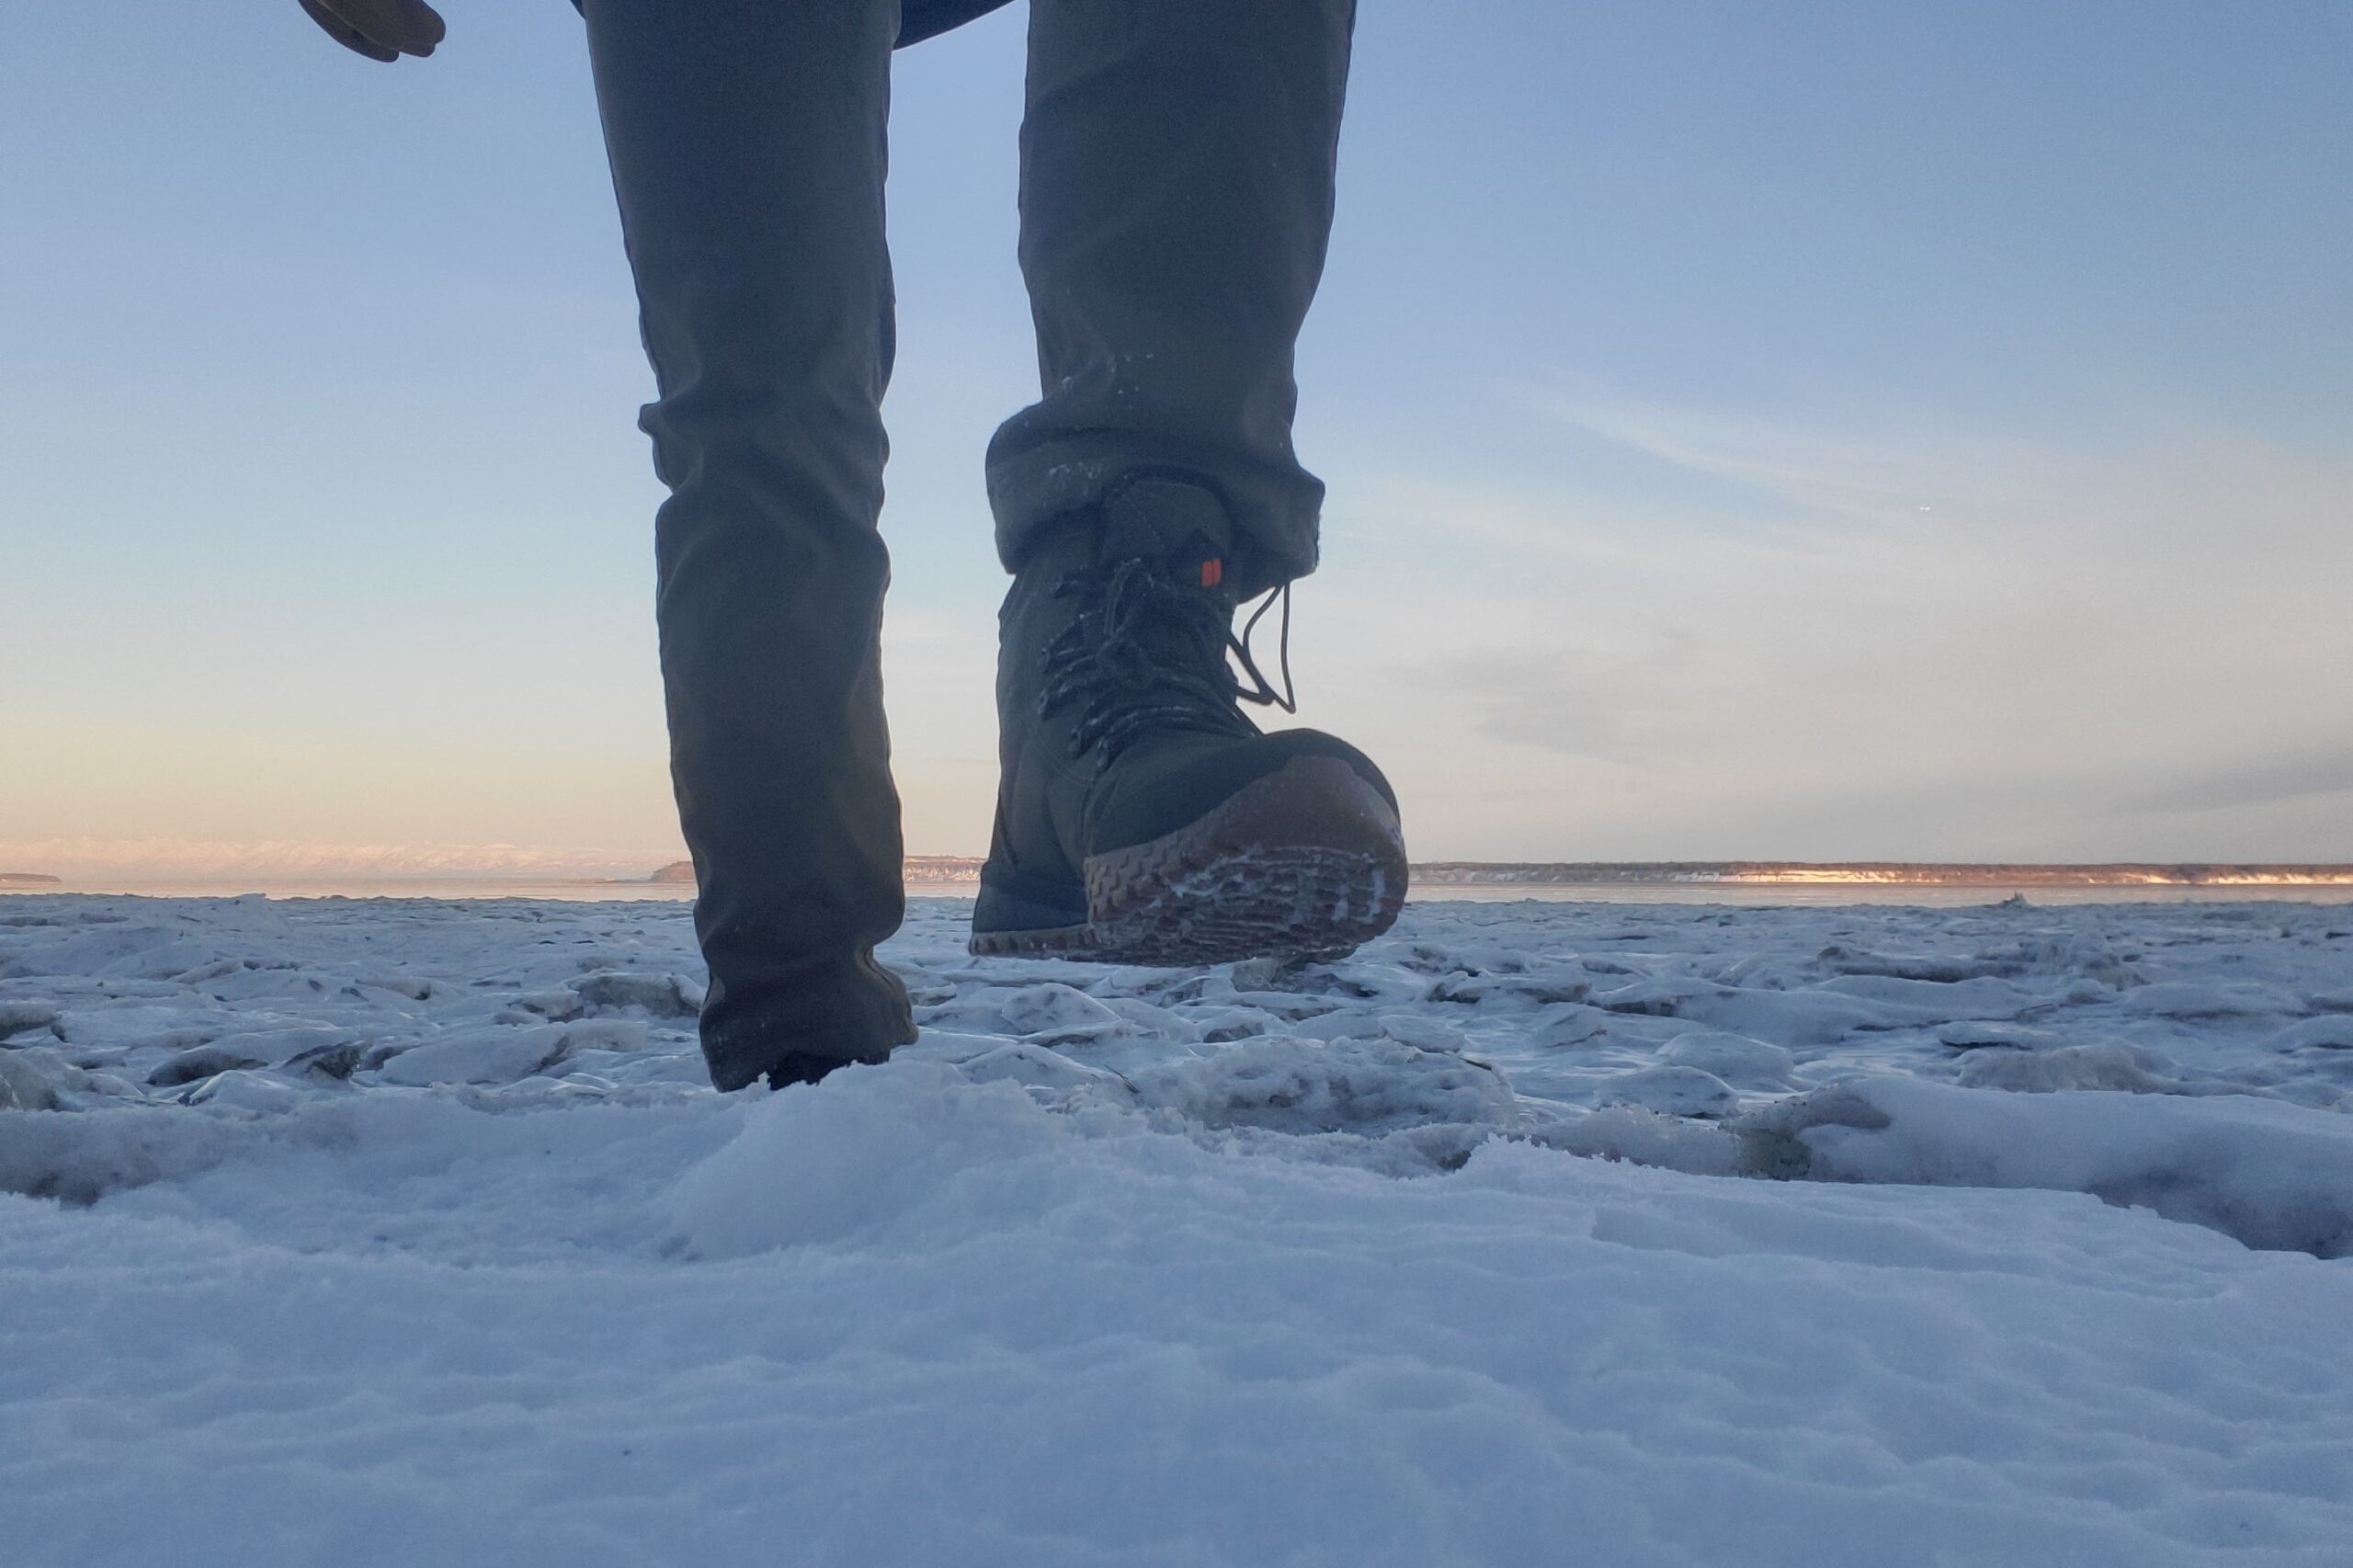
[1539,389,2033,522]
[1306,387,2353,859]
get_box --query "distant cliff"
[645,858,983,885]
[0,872,62,888]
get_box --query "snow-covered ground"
[5,892,2350,1567]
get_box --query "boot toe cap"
[1087,728,1398,856]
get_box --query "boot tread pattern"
[968,757,1408,964]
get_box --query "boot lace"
[1040,559,1297,765]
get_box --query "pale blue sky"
[4,1,2349,877]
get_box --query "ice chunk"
[1374,1012,1470,1053]
[369,1024,574,1086]
[919,983,1126,1042]
[1127,1036,1518,1142]
[1594,976,1907,1043]
[553,1018,648,1054]
[1952,1042,2176,1094]
[506,988,587,1022]
[571,970,704,1019]
[1532,1103,1751,1176]
[51,1005,222,1051]
[1766,1076,2353,1256]
[0,1050,69,1110]
[283,1040,369,1081]
[0,1000,60,1040]
[1092,995,1202,1042]
[2268,1015,2353,1051]
[1529,1004,1609,1048]
[955,1042,1132,1096]
[1975,931,2144,986]
[1813,972,2049,1020]
[2120,981,2306,1019]
[1935,1020,2063,1051]
[1817,945,2021,982]
[206,1025,362,1066]
[1598,1064,1738,1118]
[146,1045,269,1088]
[178,1069,309,1114]
[354,973,440,1002]
[1656,1029,1795,1085]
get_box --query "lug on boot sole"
[969,756,1409,965]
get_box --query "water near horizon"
[15,878,2353,907]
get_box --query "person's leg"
[973,0,1404,964]
[988,0,1357,600]
[580,0,915,1089]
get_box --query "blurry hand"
[299,0,446,62]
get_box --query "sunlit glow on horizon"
[6,842,2350,891]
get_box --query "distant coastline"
[11,862,2346,894]
[1410,862,2353,887]
[631,859,2353,889]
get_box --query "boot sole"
[968,756,1408,965]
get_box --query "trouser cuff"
[699,949,917,1092]
[987,431,1321,599]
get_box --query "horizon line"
[9,857,2353,891]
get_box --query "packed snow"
[4,892,2351,1566]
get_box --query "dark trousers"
[580,0,1355,1089]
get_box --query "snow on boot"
[972,479,1407,963]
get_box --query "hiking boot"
[972,478,1408,963]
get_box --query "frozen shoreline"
[13,879,2353,905]
[5,894,2350,1565]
